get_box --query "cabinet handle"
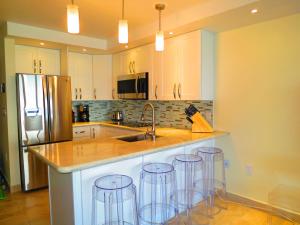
[33,60,37,73]
[155,85,158,99]
[39,60,42,74]
[129,62,132,74]
[79,88,82,100]
[178,83,181,99]
[132,61,135,74]
[75,88,78,100]
[94,88,97,100]
[112,88,115,99]
[92,128,95,138]
[173,83,177,99]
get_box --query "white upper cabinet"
[68,52,93,101]
[133,45,153,74]
[38,47,61,75]
[118,45,153,75]
[15,45,60,75]
[68,52,113,101]
[112,30,215,101]
[92,55,112,100]
[161,37,180,100]
[112,53,122,100]
[157,30,215,100]
[177,31,202,100]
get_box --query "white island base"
[48,139,214,225]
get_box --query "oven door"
[117,73,148,99]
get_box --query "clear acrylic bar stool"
[139,163,178,225]
[92,174,138,225]
[173,154,209,225]
[196,147,227,216]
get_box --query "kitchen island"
[30,123,228,225]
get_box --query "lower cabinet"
[73,125,139,140]
[73,126,91,140]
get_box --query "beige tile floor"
[0,189,298,225]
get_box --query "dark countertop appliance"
[117,72,148,100]
[77,104,89,122]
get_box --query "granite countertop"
[29,122,229,173]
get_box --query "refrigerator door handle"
[42,76,50,142]
[48,78,54,141]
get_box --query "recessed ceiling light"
[125,45,128,48]
[40,42,45,46]
[169,31,173,35]
[82,48,87,52]
[251,8,258,14]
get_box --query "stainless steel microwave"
[117,72,148,100]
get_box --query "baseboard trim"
[227,192,300,223]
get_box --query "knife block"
[191,112,213,133]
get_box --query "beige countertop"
[30,122,228,173]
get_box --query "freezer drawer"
[20,147,48,191]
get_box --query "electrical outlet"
[224,159,230,169]
[245,164,253,176]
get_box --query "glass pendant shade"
[118,19,128,44]
[155,30,164,51]
[67,4,80,34]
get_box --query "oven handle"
[135,76,139,94]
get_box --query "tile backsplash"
[72,100,213,129]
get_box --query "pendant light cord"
[159,9,161,31]
[71,0,74,5]
[122,0,125,19]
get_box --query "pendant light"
[118,0,128,44]
[67,0,80,34]
[155,3,165,51]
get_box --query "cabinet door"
[15,45,36,74]
[161,38,180,100]
[77,53,93,100]
[120,50,136,74]
[151,46,163,100]
[112,53,122,100]
[92,55,112,100]
[134,45,153,73]
[68,52,79,100]
[38,48,60,75]
[178,31,201,100]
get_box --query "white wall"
[0,25,11,183]
[4,37,20,187]
[215,13,300,203]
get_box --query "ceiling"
[1,0,300,53]
[0,0,207,39]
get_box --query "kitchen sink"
[117,134,161,142]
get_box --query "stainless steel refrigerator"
[16,74,72,191]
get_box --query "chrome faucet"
[141,103,156,140]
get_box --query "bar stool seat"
[139,163,178,225]
[173,154,209,225]
[92,174,138,225]
[196,147,227,216]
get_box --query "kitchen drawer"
[73,126,91,139]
